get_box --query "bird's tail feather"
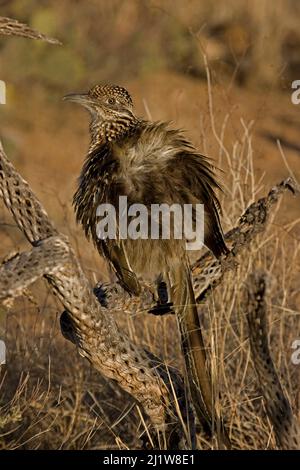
[170,261,230,449]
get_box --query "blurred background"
[1,0,300,235]
[0,0,300,449]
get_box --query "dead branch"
[245,271,300,449]
[0,16,61,44]
[193,178,299,302]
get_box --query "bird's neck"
[89,115,141,151]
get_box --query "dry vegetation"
[0,0,300,450]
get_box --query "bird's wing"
[170,148,228,258]
[97,239,141,296]
[73,144,141,296]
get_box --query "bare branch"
[0,236,67,303]
[245,271,300,449]
[0,140,58,243]
[0,16,61,44]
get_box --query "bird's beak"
[63,92,95,109]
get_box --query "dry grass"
[0,0,300,450]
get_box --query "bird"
[64,84,230,446]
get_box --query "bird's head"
[63,84,138,143]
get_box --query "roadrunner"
[64,84,229,445]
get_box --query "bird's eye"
[107,97,116,105]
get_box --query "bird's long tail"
[169,261,230,449]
